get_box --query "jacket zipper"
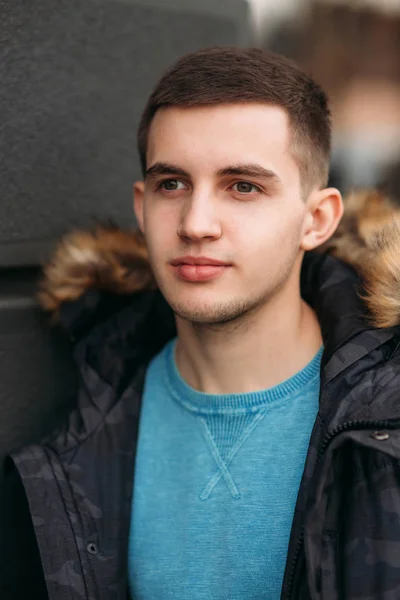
[284,417,399,599]
[283,527,305,600]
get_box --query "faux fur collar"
[38,189,400,329]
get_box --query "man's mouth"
[170,256,231,282]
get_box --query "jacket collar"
[302,252,398,393]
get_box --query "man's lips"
[170,256,231,282]
[170,256,231,267]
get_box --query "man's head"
[134,47,343,326]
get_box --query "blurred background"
[251,0,400,196]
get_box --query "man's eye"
[232,182,260,194]
[160,179,186,191]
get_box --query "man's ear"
[300,187,344,251]
[133,181,145,233]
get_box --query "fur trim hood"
[38,190,400,329]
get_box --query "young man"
[8,48,400,600]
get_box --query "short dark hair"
[137,47,331,192]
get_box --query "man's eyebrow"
[145,162,191,179]
[217,164,281,183]
[145,162,281,184]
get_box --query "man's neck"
[174,292,323,396]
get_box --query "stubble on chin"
[168,296,263,331]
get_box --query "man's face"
[135,103,310,325]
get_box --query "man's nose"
[177,192,222,242]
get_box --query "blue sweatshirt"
[129,339,322,599]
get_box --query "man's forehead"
[148,103,290,140]
[146,103,294,180]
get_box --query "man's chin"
[169,299,251,326]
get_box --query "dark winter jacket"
[7,189,400,600]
